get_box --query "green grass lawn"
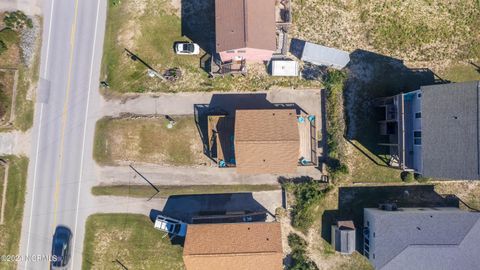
[94,116,206,166]
[0,156,29,270]
[439,63,480,83]
[82,214,184,270]
[91,184,281,198]
[348,141,401,183]
[102,0,201,93]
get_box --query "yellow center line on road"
[52,0,80,231]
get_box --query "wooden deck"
[298,115,317,165]
[207,115,235,166]
[210,58,247,77]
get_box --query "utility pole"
[124,48,164,80]
[129,164,160,201]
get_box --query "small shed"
[301,42,350,69]
[271,59,299,76]
[331,220,355,255]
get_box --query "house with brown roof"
[207,108,317,174]
[183,222,283,270]
[215,0,276,63]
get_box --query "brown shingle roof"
[234,109,299,174]
[215,0,276,52]
[183,222,283,270]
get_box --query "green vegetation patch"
[439,63,480,83]
[324,69,348,179]
[94,116,206,166]
[288,233,318,270]
[82,214,184,270]
[3,11,33,31]
[284,181,332,232]
[92,184,280,197]
[348,141,401,183]
[0,28,20,66]
[0,156,29,270]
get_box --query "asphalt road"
[18,0,106,269]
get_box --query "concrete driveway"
[97,163,323,186]
[81,190,282,223]
[102,88,322,118]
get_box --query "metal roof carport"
[301,42,350,69]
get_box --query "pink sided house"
[215,0,276,63]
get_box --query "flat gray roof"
[421,81,480,180]
[300,42,350,69]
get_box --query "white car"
[154,215,188,237]
[175,42,200,55]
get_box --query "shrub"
[414,173,430,183]
[288,233,307,251]
[284,181,332,231]
[3,11,33,31]
[401,171,414,182]
[288,233,319,270]
[0,39,7,55]
[324,69,348,179]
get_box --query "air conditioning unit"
[379,203,398,211]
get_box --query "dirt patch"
[117,19,137,49]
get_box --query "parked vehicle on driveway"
[154,215,187,237]
[51,226,72,269]
[174,42,200,55]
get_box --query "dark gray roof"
[421,81,480,180]
[365,208,480,270]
